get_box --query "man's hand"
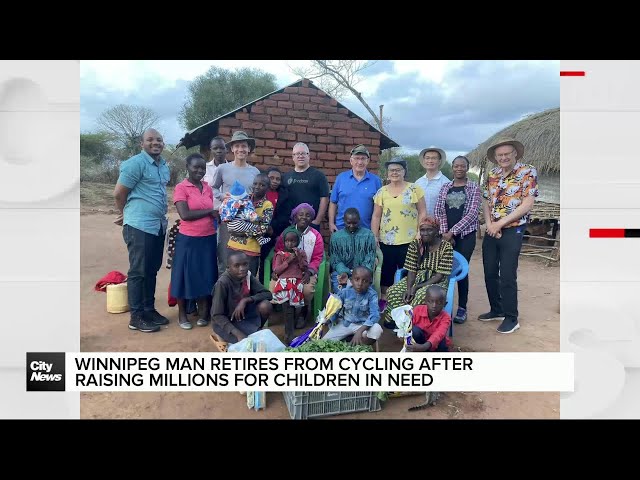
[350,327,368,346]
[114,213,124,226]
[329,223,338,233]
[442,232,454,243]
[231,298,249,321]
[301,271,311,285]
[486,221,503,237]
[338,273,349,285]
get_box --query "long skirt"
[170,233,218,299]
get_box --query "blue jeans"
[412,326,448,351]
[122,224,166,314]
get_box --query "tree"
[179,67,278,131]
[96,105,160,157]
[80,132,115,164]
[290,61,388,133]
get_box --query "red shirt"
[412,306,451,351]
[173,179,216,237]
[266,190,279,212]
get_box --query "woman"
[382,216,453,326]
[371,158,427,296]
[170,153,219,330]
[274,203,324,328]
[434,155,481,324]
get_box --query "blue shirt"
[329,286,380,328]
[117,151,170,235]
[330,170,382,229]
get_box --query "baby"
[220,180,270,246]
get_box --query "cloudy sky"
[80,60,559,158]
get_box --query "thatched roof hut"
[466,107,560,206]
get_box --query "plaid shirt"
[434,180,481,238]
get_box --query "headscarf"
[281,226,302,247]
[418,215,441,256]
[290,203,316,223]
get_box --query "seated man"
[324,267,382,346]
[211,251,273,345]
[406,285,451,352]
[329,208,377,293]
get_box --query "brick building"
[176,78,400,241]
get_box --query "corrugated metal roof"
[177,78,399,150]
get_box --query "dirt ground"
[80,184,559,419]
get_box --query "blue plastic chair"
[393,250,470,336]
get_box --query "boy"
[211,251,273,344]
[324,266,382,346]
[405,285,451,352]
[225,174,274,276]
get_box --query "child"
[405,285,452,352]
[271,228,309,344]
[225,175,274,276]
[210,251,273,346]
[324,266,383,346]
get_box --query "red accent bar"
[589,229,625,238]
[560,71,586,76]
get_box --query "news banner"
[26,352,574,392]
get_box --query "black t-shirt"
[445,185,466,231]
[282,167,330,221]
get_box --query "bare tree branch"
[288,60,387,134]
[97,104,161,156]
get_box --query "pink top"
[173,179,216,237]
[273,248,308,280]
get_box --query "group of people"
[114,127,538,350]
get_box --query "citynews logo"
[26,353,65,391]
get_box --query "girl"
[271,227,309,344]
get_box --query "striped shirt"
[404,239,453,291]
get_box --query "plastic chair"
[393,250,469,336]
[373,247,383,298]
[263,248,328,323]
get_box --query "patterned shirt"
[227,197,273,255]
[373,183,425,245]
[404,239,453,291]
[330,286,380,328]
[483,163,538,228]
[434,180,481,238]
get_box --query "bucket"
[106,283,129,313]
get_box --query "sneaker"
[145,310,170,326]
[497,317,520,334]
[453,307,467,324]
[129,313,161,333]
[196,318,210,327]
[179,319,193,330]
[477,311,505,322]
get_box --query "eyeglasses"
[293,152,309,157]
[387,168,404,174]
[423,156,440,161]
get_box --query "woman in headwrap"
[381,216,454,326]
[273,203,325,327]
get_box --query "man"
[415,147,451,216]
[281,142,329,231]
[114,128,171,333]
[212,131,260,272]
[328,144,382,232]
[329,208,377,293]
[203,136,228,192]
[479,137,538,334]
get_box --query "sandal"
[196,318,210,327]
[179,319,193,330]
[209,334,228,352]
